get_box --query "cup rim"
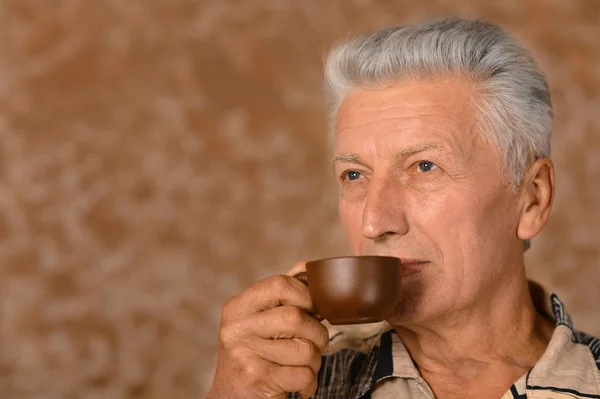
[306,255,401,264]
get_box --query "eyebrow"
[330,143,446,166]
[395,143,445,159]
[330,153,361,165]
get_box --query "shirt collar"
[525,294,600,397]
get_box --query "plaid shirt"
[288,283,600,399]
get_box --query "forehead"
[334,77,479,150]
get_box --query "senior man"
[208,19,600,399]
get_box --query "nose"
[361,176,409,241]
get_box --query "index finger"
[226,274,315,319]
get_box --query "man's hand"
[207,263,329,399]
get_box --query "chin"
[386,277,445,326]
[386,292,425,325]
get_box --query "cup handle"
[293,272,324,322]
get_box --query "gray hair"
[324,18,552,189]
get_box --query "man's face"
[333,77,525,325]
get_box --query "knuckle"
[221,295,239,321]
[228,343,250,363]
[269,274,294,294]
[297,366,315,385]
[219,326,233,347]
[219,320,244,347]
[242,360,269,383]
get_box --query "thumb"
[285,261,307,276]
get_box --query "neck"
[394,273,555,382]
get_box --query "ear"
[517,158,555,241]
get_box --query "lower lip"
[400,262,427,277]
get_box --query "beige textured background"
[0,1,598,398]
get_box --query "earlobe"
[516,158,555,241]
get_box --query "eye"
[417,161,438,173]
[343,170,362,181]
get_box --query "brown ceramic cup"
[294,256,401,325]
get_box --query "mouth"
[399,259,428,277]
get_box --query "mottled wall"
[0,1,598,398]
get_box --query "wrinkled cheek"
[338,202,364,253]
